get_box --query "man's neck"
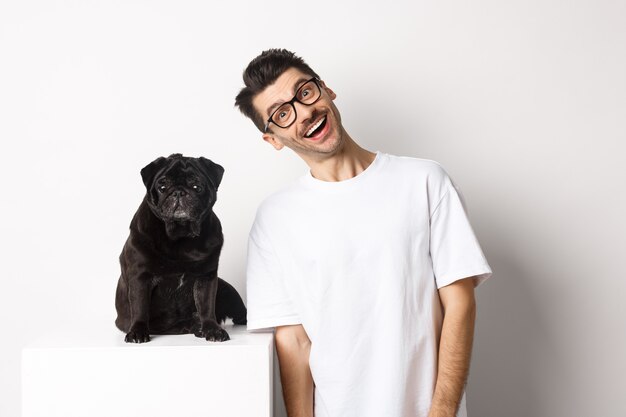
[303,133,376,182]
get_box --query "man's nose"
[295,101,315,123]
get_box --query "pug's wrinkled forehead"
[140,154,224,191]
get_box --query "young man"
[235,49,492,417]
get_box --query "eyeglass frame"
[263,77,323,133]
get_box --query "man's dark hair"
[235,48,320,132]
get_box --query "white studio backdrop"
[1,1,625,416]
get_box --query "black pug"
[115,154,247,343]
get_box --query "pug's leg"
[193,276,230,342]
[125,273,153,343]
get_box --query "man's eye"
[301,88,310,98]
[278,111,288,120]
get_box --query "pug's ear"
[198,157,225,190]
[140,156,168,189]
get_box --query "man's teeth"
[306,117,326,137]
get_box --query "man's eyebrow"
[265,77,311,118]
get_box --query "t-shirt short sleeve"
[246,218,301,330]
[429,168,492,289]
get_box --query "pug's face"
[140,154,224,239]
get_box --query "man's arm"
[429,277,477,417]
[275,324,314,417]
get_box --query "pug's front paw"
[195,322,230,342]
[125,323,151,343]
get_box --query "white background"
[1,1,625,416]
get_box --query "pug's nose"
[172,190,187,198]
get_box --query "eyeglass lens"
[271,80,321,128]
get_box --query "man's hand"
[428,277,477,417]
[275,324,314,417]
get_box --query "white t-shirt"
[246,152,492,417]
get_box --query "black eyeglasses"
[264,78,322,133]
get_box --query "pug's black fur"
[115,154,247,343]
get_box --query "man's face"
[253,67,344,160]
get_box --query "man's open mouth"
[304,116,327,138]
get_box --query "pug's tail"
[216,278,248,325]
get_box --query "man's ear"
[319,80,336,100]
[262,133,284,150]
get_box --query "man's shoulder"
[253,177,308,223]
[381,153,450,181]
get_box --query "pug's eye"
[192,185,203,193]
[158,185,167,193]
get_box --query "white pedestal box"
[22,324,276,417]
